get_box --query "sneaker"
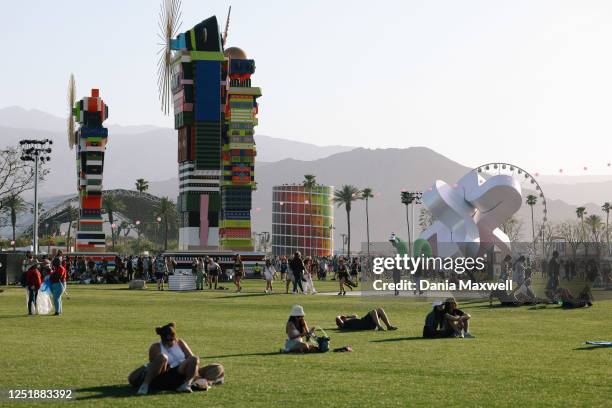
[464,332,476,338]
[338,292,343,296]
[312,291,317,295]
[342,291,347,296]
[137,383,149,395]
[455,333,464,338]
[176,382,193,393]
[388,326,398,331]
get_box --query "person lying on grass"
[546,286,593,308]
[442,297,475,338]
[284,305,318,353]
[335,307,397,331]
[423,301,455,338]
[136,322,200,395]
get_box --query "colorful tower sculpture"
[73,89,109,252]
[219,48,261,250]
[166,14,261,250]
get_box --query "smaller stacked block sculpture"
[73,89,109,252]
[219,49,261,250]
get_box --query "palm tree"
[576,206,588,255]
[525,195,537,251]
[2,194,28,249]
[585,214,603,257]
[155,197,176,251]
[135,178,149,195]
[333,185,361,258]
[361,187,374,268]
[64,205,79,252]
[303,174,317,257]
[602,202,611,256]
[103,194,126,251]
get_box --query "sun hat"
[432,300,443,307]
[289,305,305,317]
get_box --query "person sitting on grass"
[335,307,397,331]
[423,301,455,338]
[137,322,201,395]
[283,305,318,353]
[442,297,475,338]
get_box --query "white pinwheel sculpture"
[419,170,522,258]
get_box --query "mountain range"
[1,106,611,246]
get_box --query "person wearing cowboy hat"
[284,305,318,353]
[25,259,42,315]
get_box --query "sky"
[1,0,612,175]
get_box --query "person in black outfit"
[547,251,561,291]
[289,252,305,294]
[127,256,134,281]
[335,307,397,331]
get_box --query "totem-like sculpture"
[73,89,109,252]
[419,170,522,258]
[160,5,261,250]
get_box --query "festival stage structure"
[158,2,261,251]
[68,81,110,253]
[419,170,523,258]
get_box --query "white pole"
[33,154,39,256]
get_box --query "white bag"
[36,291,55,315]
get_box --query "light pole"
[156,216,162,251]
[400,191,422,257]
[19,139,52,256]
[135,220,141,254]
[328,224,335,257]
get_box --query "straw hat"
[289,305,305,317]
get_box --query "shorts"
[422,326,455,338]
[338,272,349,280]
[234,271,243,278]
[150,366,185,391]
[284,338,304,352]
[342,315,376,331]
[209,269,219,277]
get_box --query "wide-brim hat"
[432,300,443,307]
[289,304,305,317]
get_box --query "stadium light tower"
[19,139,52,256]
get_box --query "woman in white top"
[303,258,317,295]
[137,322,200,395]
[263,259,276,294]
[284,305,318,353]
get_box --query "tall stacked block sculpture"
[73,89,109,252]
[167,15,261,250]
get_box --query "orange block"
[81,196,102,209]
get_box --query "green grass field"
[1,281,611,407]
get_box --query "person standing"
[195,258,205,290]
[547,251,561,291]
[50,257,67,316]
[337,257,350,296]
[155,255,167,291]
[25,259,42,315]
[233,254,244,292]
[127,256,134,281]
[289,252,305,294]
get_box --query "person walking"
[207,257,221,290]
[263,259,276,294]
[25,259,41,315]
[289,252,306,294]
[303,258,317,295]
[233,254,244,293]
[49,257,67,316]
